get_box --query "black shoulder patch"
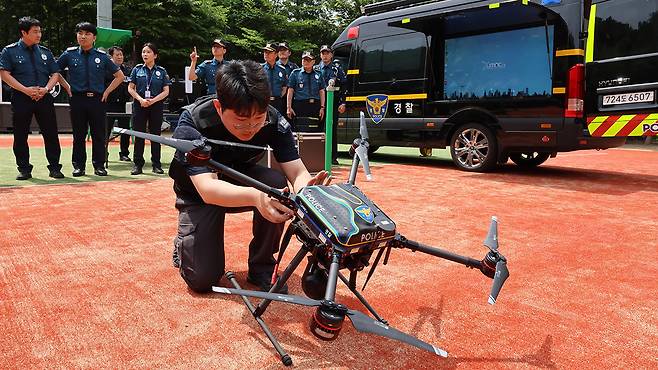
[268,106,290,132]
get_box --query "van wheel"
[510,152,550,168]
[450,123,498,172]
[419,147,432,157]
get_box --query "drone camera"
[310,305,345,341]
[301,259,328,300]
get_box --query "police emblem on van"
[366,94,389,124]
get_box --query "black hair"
[75,22,97,36]
[18,17,40,35]
[142,42,158,56]
[215,60,270,116]
[108,46,123,56]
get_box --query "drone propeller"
[113,127,201,153]
[113,127,270,153]
[211,286,448,357]
[356,112,372,180]
[482,216,509,305]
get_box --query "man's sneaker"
[247,271,289,294]
[172,244,180,268]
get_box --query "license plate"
[602,91,654,106]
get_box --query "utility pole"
[97,0,112,28]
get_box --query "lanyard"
[141,65,155,93]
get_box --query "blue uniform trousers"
[11,93,62,173]
[131,101,163,168]
[70,94,107,170]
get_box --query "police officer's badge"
[41,54,47,61]
[94,57,101,64]
[156,71,161,77]
[365,94,389,124]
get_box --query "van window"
[444,26,554,100]
[593,0,658,60]
[359,33,426,82]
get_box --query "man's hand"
[319,107,325,120]
[101,91,109,102]
[287,107,295,119]
[190,47,198,63]
[256,187,294,223]
[34,87,48,101]
[306,170,332,187]
[140,98,151,107]
[338,103,346,114]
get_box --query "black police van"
[331,0,647,171]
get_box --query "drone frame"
[113,113,509,366]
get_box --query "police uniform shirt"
[261,62,288,98]
[168,96,299,203]
[105,64,131,104]
[0,39,59,88]
[195,58,226,94]
[287,68,326,100]
[276,60,298,77]
[129,64,171,98]
[316,61,346,88]
[57,46,119,93]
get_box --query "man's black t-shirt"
[168,96,299,203]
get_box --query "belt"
[73,92,101,97]
[270,96,283,101]
[294,98,317,103]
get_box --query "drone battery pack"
[297,183,396,250]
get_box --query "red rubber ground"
[1,148,657,368]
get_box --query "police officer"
[276,42,298,76]
[316,45,347,164]
[105,46,132,162]
[188,39,227,95]
[127,42,171,175]
[168,60,330,293]
[57,22,124,176]
[286,51,326,132]
[0,16,63,180]
[261,42,288,116]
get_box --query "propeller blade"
[113,127,198,153]
[346,310,448,357]
[205,138,271,151]
[487,260,510,305]
[355,145,372,181]
[359,111,369,140]
[211,286,321,307]
[483,216,499,251]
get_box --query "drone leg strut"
[337,272,387,325]
[324,251,342,301]
[253,246,309,317]
[225,271,293,366]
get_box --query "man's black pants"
[11,93,62,173]
[106,102,131,157]
[292,99,322,132]
[132,101,163,168]
[173,164,288,293]
[70,94,107,170]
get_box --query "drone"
[114,112,509,366]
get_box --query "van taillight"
[565,63,584,118]
[347,26,359,40]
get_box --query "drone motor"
[310,302,347,341]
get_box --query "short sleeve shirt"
[129,64,171,98]
[0,39,59,88]
[57,47,119,93]
[195,59,226,94]
[261,62,288,98]
[288,68,326,100]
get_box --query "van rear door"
[585,0,658,137]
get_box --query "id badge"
[145,90,151,98]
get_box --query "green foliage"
[0,0,380,77]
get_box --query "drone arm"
[204,158,297,210]
[394,234,483,270]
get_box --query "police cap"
[212,39,227,48]
[301,51,315,60]
[278,42,291,51]
[262,42,278,52]
[320,45,332,53]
